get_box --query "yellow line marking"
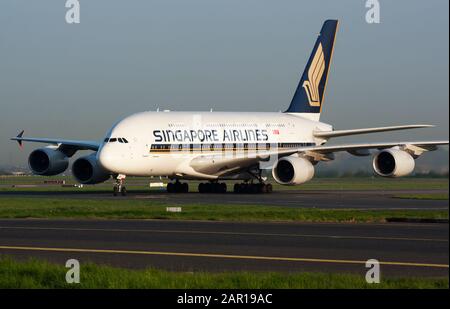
[0,245,448,268]
[0,226,447,243]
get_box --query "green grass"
[0,198,447,223]
[394,194,449,201]
[0,257,447,289]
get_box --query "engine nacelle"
[28,148,69,176]
[272,156,315,185]
[72,153,111,184]
[373,149,415,177]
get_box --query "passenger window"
[104,138,109,143]
[109,138,117,143]
[123,138,129,143]
[118,138,124,143]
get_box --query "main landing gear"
[167,180,189,193]
[198,182,227,193]
[113,174,127,196]
[233,182,272,194]
[233,168,273,194]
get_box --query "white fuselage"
[97,111,332,179]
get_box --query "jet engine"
[272,156,315,185]
[28,148,69,176]
[373,149,415,177]
[72,153,111,184]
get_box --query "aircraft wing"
[186,140,448,177]
[295,141,449,157]
[312,124,434,139]
[10,130,100,153]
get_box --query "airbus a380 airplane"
[12,20,448,195]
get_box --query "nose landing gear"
[113,174,127,196]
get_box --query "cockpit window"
[105,137,128,143]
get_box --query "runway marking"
[0,226,447,242]
[0,245,448,268]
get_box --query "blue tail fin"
[285,20,338,120]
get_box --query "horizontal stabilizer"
[313,124,434,139]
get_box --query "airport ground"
[0,176,448,288]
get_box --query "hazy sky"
[0,0,448,167]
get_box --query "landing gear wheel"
[167,181,189,193]
[198,182,227,193]
[121,187,127,196]
[113,185,127,196]
[174,182,181,193]
[256,183,264,193]
[233,182,273,194]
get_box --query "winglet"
[13,130,25,148]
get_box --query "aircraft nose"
[98,147,117,172]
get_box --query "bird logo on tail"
[302,43,325,107]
